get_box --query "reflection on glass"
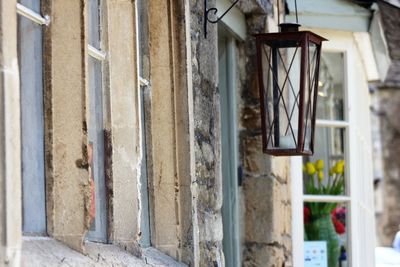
[316,52,345,121]
[303,127,346,195]
[304,203,348,267]
[303,42,318,151]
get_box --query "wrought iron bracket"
[204,0,239,38]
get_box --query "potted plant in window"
[303,159,345,267]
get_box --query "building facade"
[0,0,379,266]
[370,0,400,247]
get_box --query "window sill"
[22,237,186,267]
[142,247,187,267]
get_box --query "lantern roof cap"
[254,30,328,47]
[279,23,300,32]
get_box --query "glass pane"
[87,53,107,242]
[87,0,107,242]
[303,42,318,151]
[304,202,349,267]
[303,127,346,195]
[316,52,345,121]
[137,0,149,79]
[88,0,100,47]
[261,44,302,151]
[19,0,47,234]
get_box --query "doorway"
[218,27,241,267]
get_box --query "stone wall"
[189,0,293,266]
[373,1,400,247]
[190,1,224,266]
[238,11,293,267]
[375,88,400,246]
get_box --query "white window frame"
[17,3,50,26]
[291,29,376,267]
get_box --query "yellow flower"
[315,159,324,171]
[306,162,316,175]
[330,160,345,174]
[318,171,324,182]
[336,160,345,174]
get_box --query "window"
[87,0,107,242]
[16,0,151,255]
[136,0,151,248]
[292,30,375,267]
[216,2,246,265]
[18,0,47,235]
[219,27,241,267]
[303,51,350,267]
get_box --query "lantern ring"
[205,7,219,23]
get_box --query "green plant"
[304,159,345,216]
[304,159,345,267]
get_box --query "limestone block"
[198,210,223,242]
[241,107,261,132]
[240,77,261,106]
[236,0,272,15]
[270,156,290,182]
[282,234,293,257]
[242,135,271,176]
[243,176,287,244]
[197,183,223,213]
[376,88,400,245]
[199,241,224,267]
[242,244,285,267]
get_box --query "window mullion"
[16,3,50,26]
[139,77,149,86]
[303,194,351,203]
[316,119,349,128]
[88,44,106,61]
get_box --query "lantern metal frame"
[255,24,327,156]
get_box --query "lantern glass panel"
[260,43,303,151]
[303,41,319,152]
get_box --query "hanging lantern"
[255,23,327,156]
